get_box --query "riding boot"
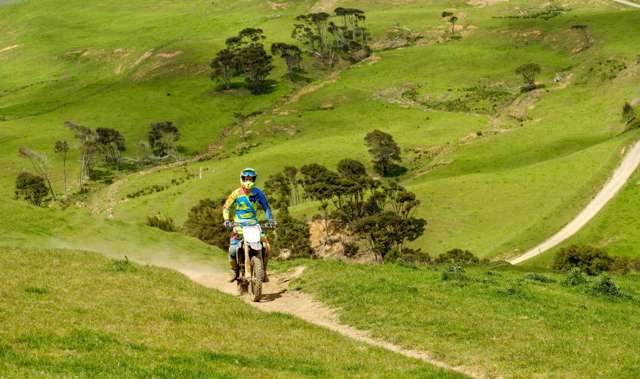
[228,260,239,282]
[263,253,269,283]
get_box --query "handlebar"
[225,221,277,229]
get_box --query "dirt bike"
[230,221,274,302]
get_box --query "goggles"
[241,175,256,182]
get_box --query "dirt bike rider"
[222,168,275,283]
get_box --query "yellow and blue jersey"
[222,187,273,223]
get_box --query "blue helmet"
[240,167,257,189]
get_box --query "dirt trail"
[509,140,640,264]
[612,0,640,8]
[180,266,479,378]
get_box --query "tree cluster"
[210,28,275,93]
[15,120,183,207]
[267,158,425,263]
[293,7,370,65]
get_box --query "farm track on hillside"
[181,266,482,378]
[509,139,640,264]
[612,0,640,9]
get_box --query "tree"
[210,48,236,90]
[353,211,426,263]
[272,207,313,258]
[622,102,637,126]
[364,130,402,176]
[237,44,273,93]
[265,172,292,210]
[448,16,458,34]
[183,198,227,250]
[293,12,332,62]
[148,121,180,158]
[271,43,303,78]
[65,121,98,187]
[515,63,541,87]
[300,163,340,240]
[15,171,50,206]
[96,127,126,168]
[54,140,69,196]
[18,147,56,201]
[211,28,273,93]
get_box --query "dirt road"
[612,0,640,9]
[179,266,479,378]
[509,140,640,264]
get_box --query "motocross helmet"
[240,167,257,189]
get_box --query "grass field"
[0,248,465,378]
[1,0,639,263]
[2,0,640,376]
[281,259,640,378]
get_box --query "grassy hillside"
[283,259,640,378]
[2,0,640,263]
[109,1,640,260]
[527,167,640,266]
[0,248,464,378]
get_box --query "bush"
[389,248,431,266]
[553,245,613,275]
[562,268,587,287]
[183,198,227,250]
[342,242,359,258]
[435,248,479,265]
[112,256,136,272]
[441,265,468,281]
[525,273,555,283]
[273,209,313,259]
[15,172,49,206]
[147,213,177,232]
[590,275,622,298]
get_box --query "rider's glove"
[223,220,233,229]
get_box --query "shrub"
[590,275,621,298]
[273,209,313,259]
[562,268,587,286]
[342,242,359,258]
[553,245,613,275]
[112,256,135,272]
[15,172,49,206]
[435,248,479,265]
[525,272,555,283]
[183,198,227,250]
[441,265,468,281]
[147,213,177,232]
[389,248,430,266]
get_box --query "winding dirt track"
[612,0,640,8]
[509,140,640,264]
[180,266,479,378]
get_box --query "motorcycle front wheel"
[249,255,264,302]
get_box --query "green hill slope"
[285,259,640,378]
[0,248,464,378]
[1,0,639,266]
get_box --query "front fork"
[244,241,251,279]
